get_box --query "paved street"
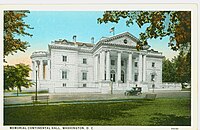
[4,91,191,107]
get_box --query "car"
[124,87,142,96]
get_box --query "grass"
[21,90,49,94]
[4,98,191,126]
[4,98,142,106]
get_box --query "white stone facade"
[30,32,171,93]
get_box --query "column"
[138,54,143,83]
[106,51,110,81]
[47,60,51,80]
[100,50,105,81]
[132,58,135,82]
[94,55,98,82]
[117,51,121,82]
[142,55,146,82]
[128,53,132,82]
[39,60,43,80]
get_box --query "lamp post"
[35,60,40,101]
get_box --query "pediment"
[100,32,139,46]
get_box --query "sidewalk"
[4,91,191,107]
[4,93,144,105]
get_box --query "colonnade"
[94,50,146,83]
[32,60,51,81]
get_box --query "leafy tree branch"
[4,11,33,60]
[98,11,191,51]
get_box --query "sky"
[5,11,179,66]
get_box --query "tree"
[162,50,191,85]
[4,65,16,91]
[4,64,33,96]
[174,49,191,84]
[162,58,176,82]
[4,11,33,60]
[98,11,191,51]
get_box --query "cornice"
[146,54,165,58]
[49,44,92,53]
[31,32,163,59]
[92,42,138,52]
[30,51,48,59]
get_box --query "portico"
[94,49,147,87]
[31,51,51,81]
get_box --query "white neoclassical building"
[30,32,180,93]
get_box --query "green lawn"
[4,98,191,126]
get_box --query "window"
[124,39,127,44]
[83,84,87,87]
[83,58,87,64]
[152,62,155,67]
[111,60,115,65]
[63,83,66,87]
[82,72,87,80]
[151,74,155,81]
[135,62,138,67]
[121,60,124,66]
[134,73,138,82]
[63,56,67,62]
[62,71,67,79]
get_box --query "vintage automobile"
[124,87,142,96]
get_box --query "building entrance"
[121,70,125,83]
[110,70,116,82]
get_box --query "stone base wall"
[27,80,182,93]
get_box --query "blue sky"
[6,11,178,65]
